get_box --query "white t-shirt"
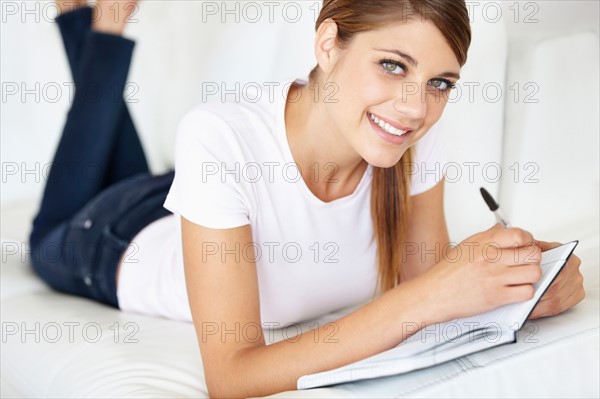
[117,77,444,326]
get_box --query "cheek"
[332,78,381,128]
[342,62,389,109]
[360,81,390,108]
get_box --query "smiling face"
[317,18,462,168]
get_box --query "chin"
[362,151,406,169]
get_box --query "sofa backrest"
[500,31,599,241]
[2,1,598,245]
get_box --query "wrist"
[389,275,440,333]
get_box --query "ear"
[314,18,340,76]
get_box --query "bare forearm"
[402,226,451,281]
[217,278,436,398]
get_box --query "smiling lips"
[367,112,412,136]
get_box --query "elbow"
[205,348,258,399]
[205,367,243,399]
[206,377,238,399]
[206,384,234,399]
[206,377,251,399]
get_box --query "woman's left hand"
[528,240,586,320]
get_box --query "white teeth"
[368,112,408,136]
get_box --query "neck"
[284,80,369,202]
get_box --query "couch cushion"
[2,200,598,398]
[500,32,600,239]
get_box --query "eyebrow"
[373,47,461,80]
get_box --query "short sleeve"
[409,122,445,196]
[163,107,251,229]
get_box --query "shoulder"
[177,105,237,141]
[176,85,280,145]
[184,81,283,125]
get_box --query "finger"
[528,296,558,319]
[531,285,585,318]
[561,286,586,310]
[499,264,543,285]
[538,277,564,302]
[528,304,544,320]
[533,240,562,252]
[535,272,584,316]
[486,244,542,266]
[490,226,537,248]
[538,258,582,302]
[528,266,583,320]
[538,268,570,301]
[555,272,585,306]
[500,284,535,306]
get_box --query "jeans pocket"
[100,224,130,261]
[93,224,131,306]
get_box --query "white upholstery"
[1,1,599,397]
[2,200,598,398]
[501,32,600,240]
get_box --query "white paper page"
[297,326,514,389]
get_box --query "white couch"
[2,1,599,397]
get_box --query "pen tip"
[480,187,499,211]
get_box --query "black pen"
[480,187,512,228]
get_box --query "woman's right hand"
[415,223,543,322]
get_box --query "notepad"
[297,240,579,390]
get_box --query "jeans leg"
[55,6,93,78]
[55,7,150,188]
[103,103,150,186]
[31,31,136,247]
[28,13,168,308]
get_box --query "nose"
[393,82,427,122]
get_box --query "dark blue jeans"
[29,7,174,309]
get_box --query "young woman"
[30,0,584,397]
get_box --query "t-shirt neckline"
[275,76,373,207]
